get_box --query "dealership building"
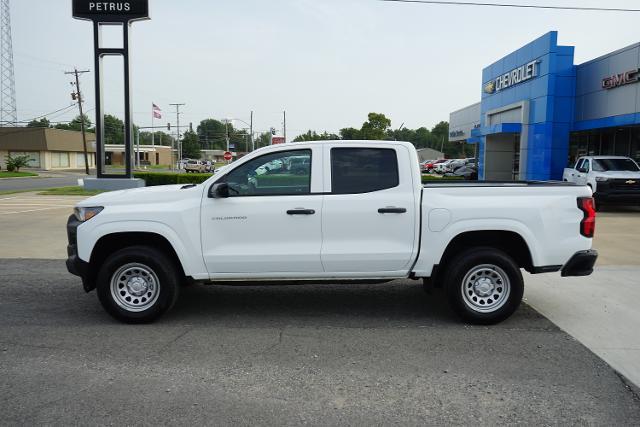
[449,32,640,181]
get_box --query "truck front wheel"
[96,246,180,323]
[444,247,524,325]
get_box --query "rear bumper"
[561,250,598,277]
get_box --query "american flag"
[152,103,162,119]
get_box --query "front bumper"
[595,181,640,205]
[561,250,598,277]
[66,214,94,292]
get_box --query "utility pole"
[250,110,254,152]
[169,103,185,169]
[283,110,287,143]
[65,68,91,175]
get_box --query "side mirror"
[209,182,230,198]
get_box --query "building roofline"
[577,41,640,67]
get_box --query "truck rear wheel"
[444,247,523,325]
[96,246,180,324]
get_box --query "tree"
[6,155,31,172]
[181,131,201,159]
[196,118,248,151]
[26,118,50,128]
[360,112,391,140]
[102,114,124,145]
[254,131,272,148]
[293,130,340,142]
[339,127,361,140]
[140,131,174,146]
[54,114,93,133]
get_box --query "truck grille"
[609,179,640,191]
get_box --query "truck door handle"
[378,207,407,214]
[287,209,315,215]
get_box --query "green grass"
[422,174,464,182]
[145,164,172,170]
[37,186,105,196]
[0,171,38,178]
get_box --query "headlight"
[74,206,103,222]
[595,177,609,182]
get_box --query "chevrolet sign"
[626,180,637,185]
[484,60,539,94]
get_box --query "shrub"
[6,155,31,172]
[134,172,213,187]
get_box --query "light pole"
[226,115,254,152]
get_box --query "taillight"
[578,197,596,238]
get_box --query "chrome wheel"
[110,263,160,313]
[461,264,511,313]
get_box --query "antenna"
[0,0,17,126]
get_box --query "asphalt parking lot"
[0,192,639,424]
[2,259,640,425]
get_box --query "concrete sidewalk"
[525,267,640,388]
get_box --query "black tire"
[444,247,523,325]
[96,245,180,324]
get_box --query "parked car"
[428,159,446,172]
[202,160,213,173]
[563,156,640,208]
[445,162,478,180]
[67,140,597,325]
[184,160,207,173]
[434,160,454,174]
[420,160,433,173]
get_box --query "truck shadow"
[167,280,540,327]
[169,280,452,326]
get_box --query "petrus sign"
[71,0,150,182]
[484,60,540,94]
[72,0,149,23]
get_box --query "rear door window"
[330,148,399,194]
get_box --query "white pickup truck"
[563,156,640,208]
[67,141,597,324]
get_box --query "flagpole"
[151,103,155,148]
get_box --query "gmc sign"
[602,69,639,90]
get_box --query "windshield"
[592,158,640,172]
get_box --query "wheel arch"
[88,232,187,287]
[433,230,534,282]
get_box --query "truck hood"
[77,184,203,207]
[596,171,640,179]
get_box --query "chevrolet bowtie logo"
[483,81,496,94]
[626,180,637,184]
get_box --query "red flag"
[152,103,162,119]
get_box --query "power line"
[379,0,640,12]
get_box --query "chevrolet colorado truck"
[563,156,640,207]
[67,141,598,324]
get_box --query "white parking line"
[0,206,72,215]
[0,203,75,208]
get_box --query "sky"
[8,0,640,139]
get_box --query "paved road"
[0,171,88,192]
[1,259,639,425]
